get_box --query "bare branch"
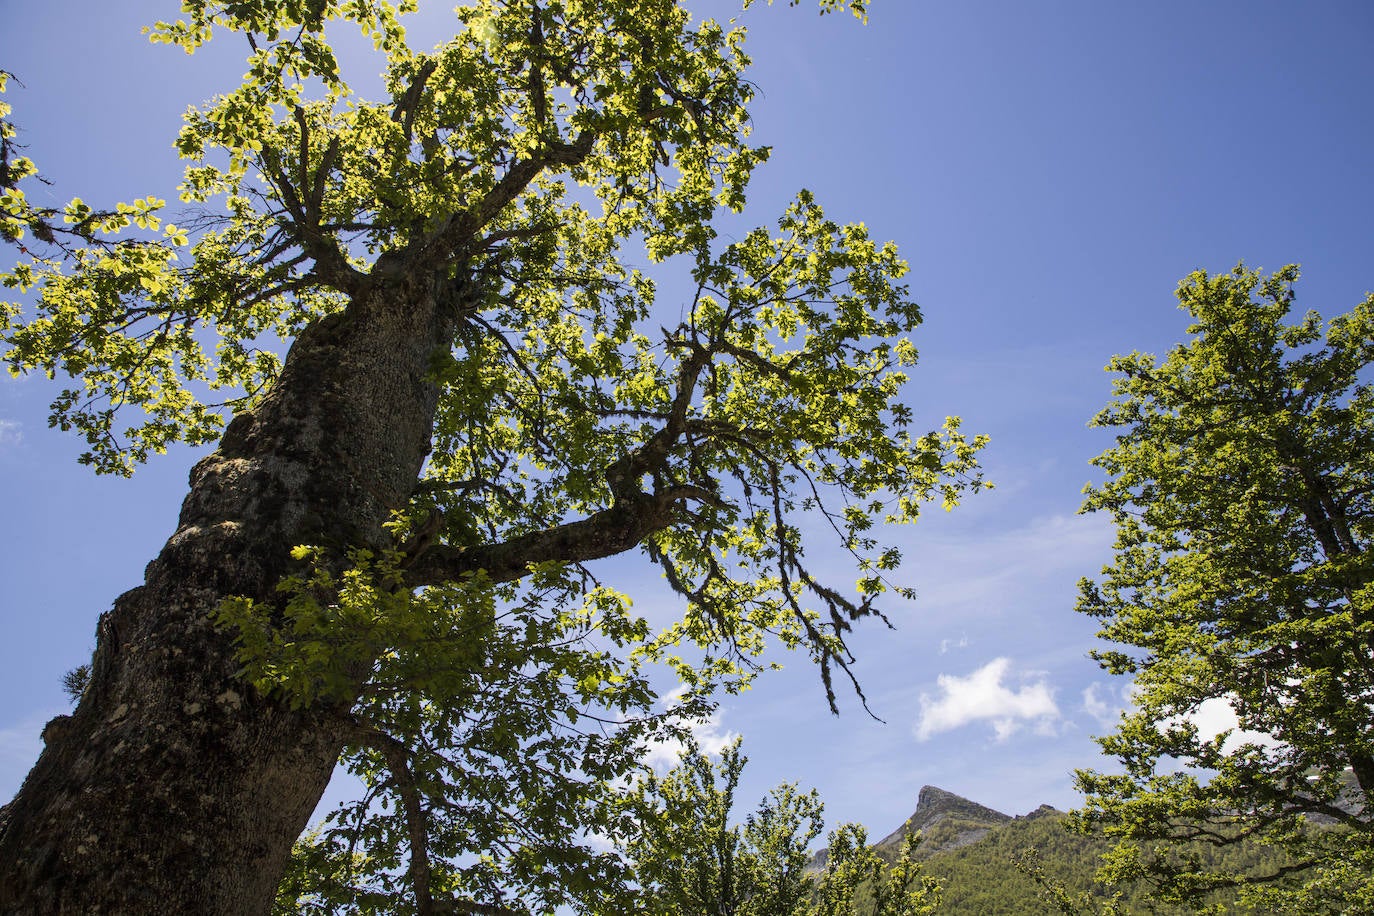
[403,490,677,589]
[347,722,437,916]
[391,57,439,147]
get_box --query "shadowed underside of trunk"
[0,277,462,915]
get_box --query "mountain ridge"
[815,786,1103,914]
[815,784,1303,914]
[873,785,1017,856]
[810,784,1056,872]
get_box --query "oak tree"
[0,2,984,913]
[1073,265,1374,912]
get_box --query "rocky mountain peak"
[1021,803,1061,821]
[874,786,1012,851]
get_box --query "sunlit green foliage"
[1073,264,1374,911]
[230,549,679,913]
[618,738,940,916]
[621,738,825,916]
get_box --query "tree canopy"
[619,737,940,916]
[1072,264,1374,912]
[0,2,985,912]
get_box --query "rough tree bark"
[0,268,468,914]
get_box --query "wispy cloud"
[1081,681,1132,730]
[905,513,1112,621]
[0,419,21,449]
[938,634,970,655]
[916,657,1060,742]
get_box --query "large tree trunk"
[0,272,464,914]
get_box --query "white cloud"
[1074,687,1280,773]
[0,419,20,448]
[1178,696,1281,755]
[639,685,736,770]
[916,658,1060,742]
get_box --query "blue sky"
[3,0,1373,842]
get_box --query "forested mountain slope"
[834,787,1301,914]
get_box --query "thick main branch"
[404,490,678,589]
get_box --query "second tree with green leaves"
[1074,264,1374,912]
